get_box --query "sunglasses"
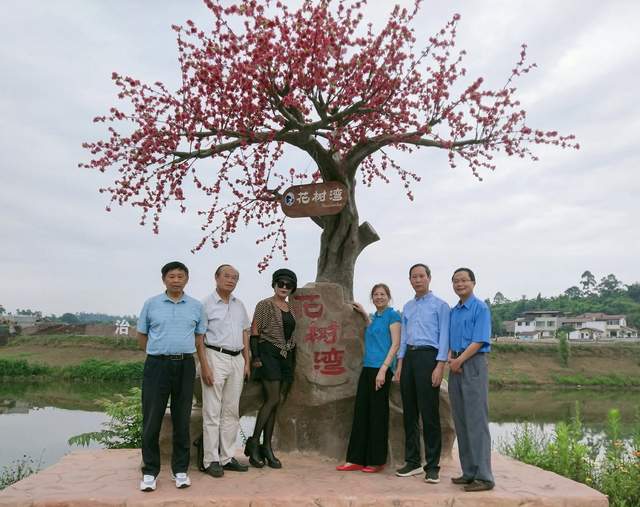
[276,280,293,289]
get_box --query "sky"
[1,0,639,317]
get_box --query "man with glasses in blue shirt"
[137,261,207,492]
[448,267,494,492]
[394,263,450,484]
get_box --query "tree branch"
[347,133,489,169]
[358,221,380,250]
[309,216,326,229]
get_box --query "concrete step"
[0,448,607,506]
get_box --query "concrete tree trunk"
[313,172,379,301]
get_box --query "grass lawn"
[0,335,144,366]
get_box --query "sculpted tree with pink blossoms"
[82,0,577,299]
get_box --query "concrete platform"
[0,449,608,506]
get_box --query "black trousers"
[346,367,393,466]
[400,348,441,471]
[141,355,195,476]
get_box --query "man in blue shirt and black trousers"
[136,261,207,492]
[394,263,450,484]
[448,267,495,492]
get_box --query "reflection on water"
[490,388,640,436]
[0,406,109,470]
[490,422,555,450]
[0,381,133,470]
[0,380,135,412]
[1,382,638,471]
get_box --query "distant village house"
[506,311,638,341]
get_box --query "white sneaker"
[171,472,191,489]
[139,474,157,492]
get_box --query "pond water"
[1,382,639,471]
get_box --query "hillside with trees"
[488,271,640,336]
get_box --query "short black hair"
[452,267,476,282]
[161,261,189,278]
[409,263,431,277]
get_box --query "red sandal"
[362,465,384,473]
[336,463,364,471]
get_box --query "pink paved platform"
[0,449,607,506]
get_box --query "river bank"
[489,341,640,388]
[1,335,638,388]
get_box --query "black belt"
[205,343,243,356]
[407,345,437,352]
[452,350,484,358]
[148,353,191,361]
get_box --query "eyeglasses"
[276,280,293,289]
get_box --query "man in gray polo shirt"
[196,264,251,477]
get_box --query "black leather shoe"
[451,475,473,485]
[244,436,265,468]
[204,462,224,478]
[223,457,249,472]
[260,445,282,469]
[464,480,495,492]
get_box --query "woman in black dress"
[244,268,298,468]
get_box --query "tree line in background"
[0,307,136,325]
[3,270,638,334]
[488,271,640,336]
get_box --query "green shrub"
[557,332,570,367]
[61,359,143,382]
[0,358,50,377]
[594,409,640,507]
[552,373,640,387]
[502,403,640,507]
[501,422,548,467]
[69,387,142,449]
[0,455,41,490]
[492,342,557,354]
[0,358,143,382]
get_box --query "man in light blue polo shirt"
[137,261,207,492]
[395,263,450,484]
[448,267,494,492]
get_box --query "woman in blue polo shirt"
[336,283,401,473]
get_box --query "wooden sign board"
[281,181,348,218]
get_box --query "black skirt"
[252,341,295,383]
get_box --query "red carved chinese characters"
[313,348,346,376]
[294,292,346,377]
[294,294,324,319]
[304,321,339,345]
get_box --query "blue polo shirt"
[398,292,450,362]
[449,294,491,354]
[362,307,401,369]
[137,292,207,355]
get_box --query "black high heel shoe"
[260,445,282,469]
[244,437,264,468]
